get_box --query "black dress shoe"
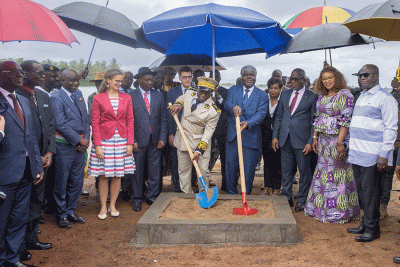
[58,218,71,229]
[81,190,89,197]
[295,202,305,212]
[20,251,32,261]
[145,199,154,205]
[38,215,45,225]
[288,199,294,207]
[355,232,380,242]
[347,225,365,234]
[3,262,37,267]
[393,256,400,264]
[132,202,142,212]
[44,208,56,215]
[68,214,85,224]
[26,241,52,250]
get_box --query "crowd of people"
[1,59,400,266]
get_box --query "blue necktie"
[243,89,250,104]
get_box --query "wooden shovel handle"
[235,116,246,194]
[168,103,202,178]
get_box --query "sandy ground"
[28,161,400,267]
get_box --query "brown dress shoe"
[380,204,388,220]
[272,189,282,195]
[261,187,272,195]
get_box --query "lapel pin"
[79,97,82,101]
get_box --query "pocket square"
[44,104,49,107]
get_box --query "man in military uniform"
[169,77,221,193]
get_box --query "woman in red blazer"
[88,69,135,220]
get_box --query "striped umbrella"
[283,6,355,35]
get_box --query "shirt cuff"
[217,97,223,104]
[0,130,4,138]
[379,150,390,159]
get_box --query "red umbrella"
[0,0,78,46]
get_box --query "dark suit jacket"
[0,92,43,185]
[130,88,167,148]
[261,100,278,146]
[272,89,318,149]
[50,88,90,146]
[225,85,268,149]
[166,85,184,136]
[213,86,229,136]
[16,87,56,156]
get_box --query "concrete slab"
[133,193,297,247]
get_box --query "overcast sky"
[4,0,400,87]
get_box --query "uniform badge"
[191,92,196,96]
[205,104,210,109]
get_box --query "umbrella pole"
[329,48,332,66]
[212,26,216,80]
[85,0,110,70]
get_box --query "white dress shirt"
[181,85,189,95]
[139,86,152,104]
[242,85,255,98]
[0,87,20,110]
[289,87,306,114]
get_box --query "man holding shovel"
[169,77,221,193]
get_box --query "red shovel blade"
[233,202,258,216]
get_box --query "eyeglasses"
[29,70,46,76]
[180,76,192,80]
[289,77,303,82]
[1,70,27,77]
[357,72,377,79]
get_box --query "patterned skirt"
[305,133,360,224]
[88,130,135,177]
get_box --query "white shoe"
[108,208,119,217]
[98,212,107,220]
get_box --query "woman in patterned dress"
[88,69,135,219]
[305,66,360,223]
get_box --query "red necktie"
[144,91,152,132]
[9,94,25,128]
[290,91,299,114]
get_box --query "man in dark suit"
[272,68,318,211]
[130,67,167,212]
[225,65,268,195]
[50,70,90,228]
[0,61,44,267]
[209,70,229,191]
[166,66,194,193]
[16,60,55,259]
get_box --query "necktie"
[290,91,299,114]
[243,89,250,103]
[144,91,152,132]
[71,93,81,114]
[191,98,199,112]
[29,91,37,107]
[9,94,25,128]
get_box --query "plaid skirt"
[88,131,135,177]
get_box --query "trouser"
[280,140,312,203]
[53,143,85,219]
[352,164,384,234]
[225,139,259,195]
[0,159,32,265]
[170,146,182,192]
[177,148,210,193]
[44,159,57,212]
[380,149,397,205]
[262,144,282,190]
[215,134,227,190]
[131,137,161,203]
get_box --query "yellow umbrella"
[343,0,400,41]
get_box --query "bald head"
[61,69,79,93]
[272,69,282,80]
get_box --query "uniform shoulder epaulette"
[212,103,221,113]
[174,100,183,107]
[188,86,197,91]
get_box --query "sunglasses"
[289,77,303,82]
[356,72,377,78]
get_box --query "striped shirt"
[348,84,398,167]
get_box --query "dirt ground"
[29,161,400,267]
